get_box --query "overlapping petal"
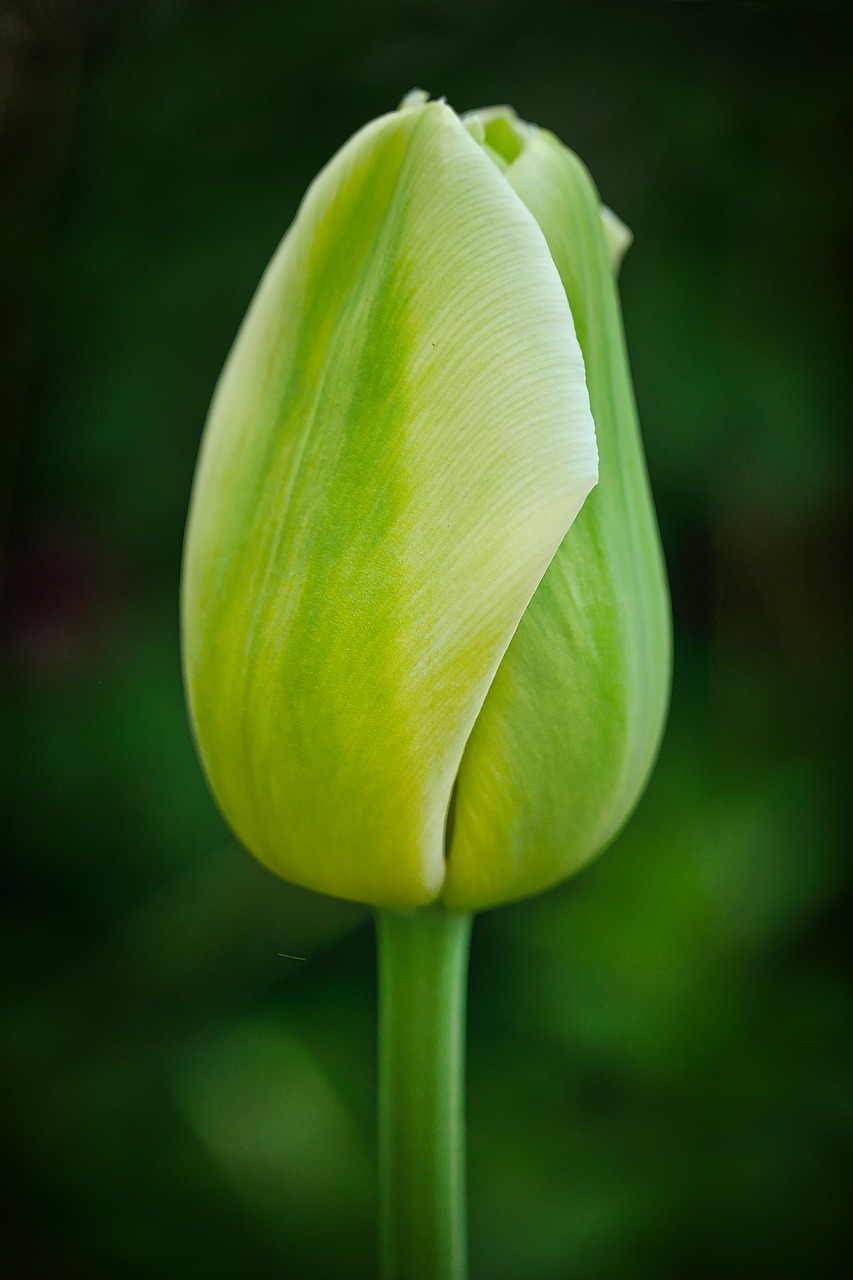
[181,101,598,909]
[443,117,671,909]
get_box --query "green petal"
[443,127,671,911]
[181,102,597,909]
[600,204,633,272]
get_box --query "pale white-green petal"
[443,129,671,910]
[182,102,598,909]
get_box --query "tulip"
[181,93,670,914]
[181,92,671,1280]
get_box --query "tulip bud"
[181,95,670,912]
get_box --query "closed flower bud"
[181,93,670,912]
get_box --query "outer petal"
[443,128,671,910]
[181,102,597,910]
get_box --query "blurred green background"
[2,2,851,1277]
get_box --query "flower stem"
[376,905,473,1280]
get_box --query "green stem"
[376,905,473,1280]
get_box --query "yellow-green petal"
[181,101,598,910]
[443,125,671,911]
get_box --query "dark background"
[1,2,851,1277]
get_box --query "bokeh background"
[2,2,851,1277]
